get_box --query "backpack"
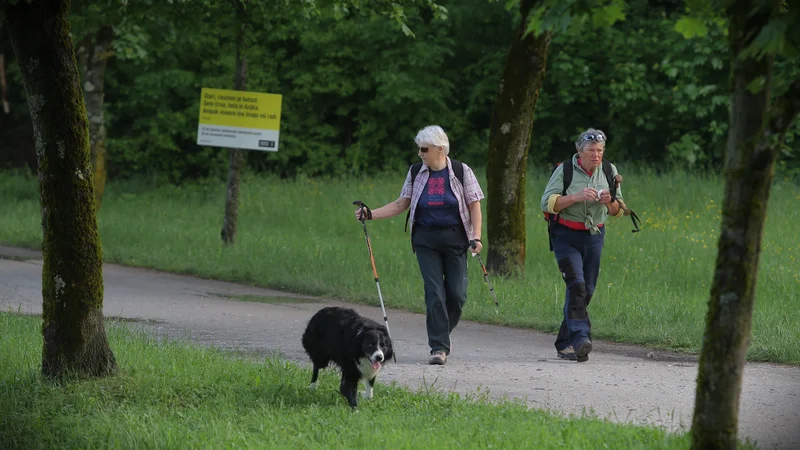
[404,160,465,233]
[545,159,618,251]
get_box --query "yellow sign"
[197,88,283,151]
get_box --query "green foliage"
[2,0,799,179]
[523,0,628,36]
[674,16,708,38]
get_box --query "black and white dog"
[301,306,394,408]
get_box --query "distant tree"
[219,0,249,245]
[3,0,117,378]
[71,0,175,209]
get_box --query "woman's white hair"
[414,125,450,156]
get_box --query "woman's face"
[418,144,443,162]
[579,142,605,169]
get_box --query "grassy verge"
[0,169,798,364]
[1,312,743,450]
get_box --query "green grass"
[1,312,738,450]
[1,168,798,364]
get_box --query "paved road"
[1,246,798,449]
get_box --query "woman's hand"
[575,188,599,202]
[354,208,369,221]
[470,240,483,254]
[597,189,613,204]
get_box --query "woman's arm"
[468,201,482,240]
[363,197,411,220]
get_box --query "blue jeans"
[412,226,469,355]
[551,223,605,351]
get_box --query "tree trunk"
[220,7,248,245]
[690,2,800,448]
[5,0,116,379]
[77,26,114,211]
[486,0,551,276]
[0,52,10,114]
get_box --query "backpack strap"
[602,160,617,201]
[404,160,465,233]
[546,160,571,251]
[450,159,464,185]
[561,160,573,196]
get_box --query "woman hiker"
[353,125,485,365]
[540,128,626,362]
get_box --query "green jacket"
[540,154,624,235]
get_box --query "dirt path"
[1,246,797,449]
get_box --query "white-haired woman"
[540,128,625,363]
[354,125,485,365]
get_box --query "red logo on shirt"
[428,177,445,195]
[427,177,445,206]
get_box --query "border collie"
[301,306,394,408]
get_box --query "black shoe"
[574,339,592,363]
[557,346,577,361]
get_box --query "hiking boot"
[574,339,592,363]
[429,351,447,365]
[557,346,577,361]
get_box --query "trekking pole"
[352,200,397,363]
[613,175,642,233]
[470,240,498,308]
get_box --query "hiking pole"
[470,240,498,307]
[352,200,396,363]
[613,175,643,233]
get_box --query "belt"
[545,213,603,231]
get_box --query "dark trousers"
[412,226,469,355]
[551,223,605,351]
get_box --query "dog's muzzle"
[371,350,385,370]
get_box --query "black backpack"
[404,160,465,233]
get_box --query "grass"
[0,168,798,364]
[1,312,740,450]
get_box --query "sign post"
[196,88,282,151]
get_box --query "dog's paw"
[360,391,374,399]
[309,382,317,391]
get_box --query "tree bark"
[220,5,248,245]
[5,0,117,379]
[76,26,114,211]
[690,2,800,448]
[0,52,10,114]
[486,0,551,276]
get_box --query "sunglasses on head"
[582,133,606,142]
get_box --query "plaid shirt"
[400,157,484,240]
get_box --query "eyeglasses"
[581,133,606,142]
[418,147,431,153]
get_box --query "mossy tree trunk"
[76,26,113,211]
[690,2,800,448]
[220,3,248,245]
[5,0,117,379]
[486,0,551,276]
